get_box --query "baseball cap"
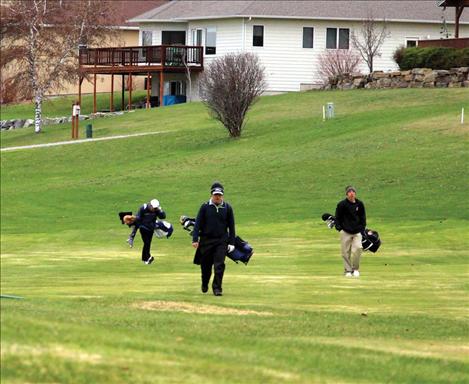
[345,185,356,194]
[150,199,160,209]
[211,187,224,195]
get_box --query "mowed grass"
[1,88,469,383]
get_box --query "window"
[326,28,337,49]
[303,27,314,48]
[162,31,186,45]
[253,25,264,47]
[142,30,153,46]
[406,39,418,48]
[205,27,216,54]
[169,81,185,96]
[338,28,349,49]
[326,28,350,49]
[191,29,202,45]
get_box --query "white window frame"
[141,30,153,46]
[205,27,216,55]
[405,37,420,48]
[191,28,203,46]
[326,27,350,50]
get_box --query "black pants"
[200,241,226,293]
[140,228,153,262]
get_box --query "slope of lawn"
[1,88,468,384]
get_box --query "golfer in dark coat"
[335,186,366,277]
[192,182,236,296]
[128,199,166,265]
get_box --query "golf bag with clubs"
[321,212,381,253]
[119,211,173,239]
[180,215,254,264]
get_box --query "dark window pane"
[162,31,186,45]
[253,25,264,47]
[339,28,349,49]
[303,27,314,48]
[406,40,417,48]
[326,28,337,49]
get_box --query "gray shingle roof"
[129,0,469,24]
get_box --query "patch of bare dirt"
[134,301,273,316]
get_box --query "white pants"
[340,230,362,272]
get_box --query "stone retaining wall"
[325,67,469,90]
[1,111,126,131]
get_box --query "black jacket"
[335,198,366,234]
[134,203,166,231]
[192,200,235,245]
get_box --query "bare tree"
[182,49,192,103]
[1,0,116,133]
[317,49,361,84]
[351,14,389,73]
[199,52,266,138]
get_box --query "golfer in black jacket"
[192,182,235,296]
[128,199,166,265]
[335,186,366,277]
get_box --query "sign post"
[71,102,81,139]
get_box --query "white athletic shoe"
[353,270,360,277]
[345,272,353,277]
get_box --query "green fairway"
[1,88,468,383]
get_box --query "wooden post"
[78,76,83,108]
[110,74,114,112]
[159,71,164,107]
[455,5,463,38]
[146,72,151,108]
[93,73,97,113]
[121,74,125,111]
[128,73,132,111]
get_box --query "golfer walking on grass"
[335,186,366,277]
[192,182,236,296]
[128,199,166,265]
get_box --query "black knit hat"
[345,185,356,194]
[211,182,224,195]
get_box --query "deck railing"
[79,45,204,68]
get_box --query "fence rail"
[79,45,204,68]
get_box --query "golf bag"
[180,215,195,235]
[154,220,174,238]
[227,236,253,264]
[321,212,342,231]
[180,214,254,264]
[361,229,381,253]
[321,213,381,253]
[119,211,173,239]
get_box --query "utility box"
[85,124,93,138]
[326,102,335,119]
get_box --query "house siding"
[139,18,469,95]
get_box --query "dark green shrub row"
[393,47,469,70]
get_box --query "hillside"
[1,89,468,383]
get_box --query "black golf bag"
[361,229,381,253]
[119,211,173,238]
[321,212,381,253]
[180,214,254,264]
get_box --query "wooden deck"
[79,45,204,74]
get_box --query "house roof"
[130,0,469,24]
[112,0,168,28]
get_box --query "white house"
[128,0,469,100]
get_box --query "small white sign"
[72,105,81,116]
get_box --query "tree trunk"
[34,93,42,133]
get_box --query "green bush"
[393,46,469,70]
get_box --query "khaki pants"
[340,230,362,272]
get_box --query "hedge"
[393,47,469,70]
